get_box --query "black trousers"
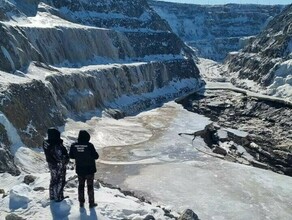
[78,174,95,204]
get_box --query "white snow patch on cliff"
[267,59,292,99]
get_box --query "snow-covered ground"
[0,170,174,220]
[0,139,178,220]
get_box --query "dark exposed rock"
[0,80,65,147]
[23,175,36,185]
[64,175,78,188]
[144,215,155,220]
[202,123,220,147]
[33,187,45,191]
[163,207,176,219]
[225,4,292,88]
[176,89,292,176]
[182,123,220,148]
[0,124,11,147]
[103,108,125,119]
[212,145,228,156]
[0,147,20,176]
[178,209,199,220]
[249,160,270,170]
[0,125,20,175]
[5,213,26,220]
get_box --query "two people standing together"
[43,128,99,208]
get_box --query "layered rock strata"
[177,89,292,176]
[225,4,292,100]
[149,1,283,61]
[0,0,202,171]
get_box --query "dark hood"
[47,128,61,144]
[78,130,90,144]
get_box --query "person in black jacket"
[69,130,99,208]
[43,128,69,202]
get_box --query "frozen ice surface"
[9,184,32,210]
[64,101,292,220]
[126,161,292,220]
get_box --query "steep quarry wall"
[0,22,190,72]
[47,60,200,117]
[0,0,201,170]
[149,1,284,61]
[0,24,134,72]
[42,0,171,31]
[225,4,292,99]
[0,24,43,72]
[0,76,64,143]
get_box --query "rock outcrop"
[225,4,292,100]
[177,88,292,176]
[0,148,20,175]
[178,209,200,220]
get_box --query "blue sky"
[157,0,291,5]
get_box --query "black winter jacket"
[43,128,69,166]
[69,130,99,176]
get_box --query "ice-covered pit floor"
[63,101,292,220]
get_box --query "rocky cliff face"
[0,0,202,174]
[177,89,292,176]
[0,0,189,72]
[149,1,283,61]
[225,4,292,100]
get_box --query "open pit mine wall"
[149,0,284,62]
[225,4,292,85]
[0,59,200,149]
[0,0,201,149]
[0,23,189,73]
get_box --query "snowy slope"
[0,165,178,220]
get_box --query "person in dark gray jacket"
[69,130,99,208]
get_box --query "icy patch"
[9,184,32,210]
[99,157,161,165]
[225,128,248,137]
[125,161,292,220]
[63,117,153,148]
[217,129,228,139]
[50,199,72,219]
